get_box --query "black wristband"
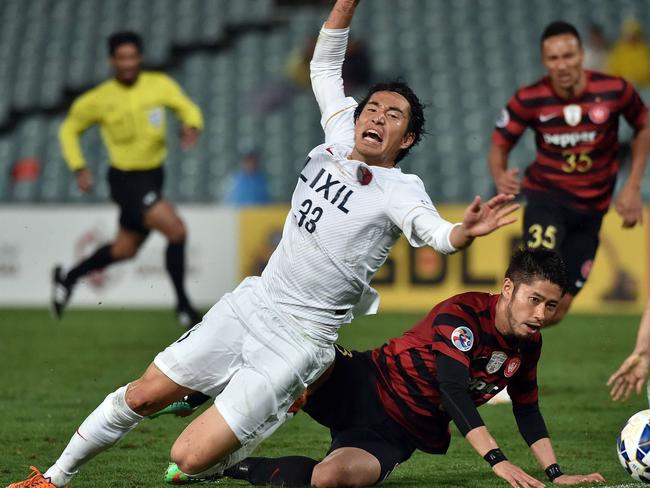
[483,448,507,467]
[545,463,563,481]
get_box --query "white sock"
[43,385,143,487]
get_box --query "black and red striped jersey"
[492,71,648,213]
[371,292,541,452]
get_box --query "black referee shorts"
[303,345,417,484]
[523,196,603,296]
[108,167,164,234]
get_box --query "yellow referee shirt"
[59,71,203,172]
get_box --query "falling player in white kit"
[7,1,519,486]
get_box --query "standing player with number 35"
[7,1,519,486]
[488,21,650,326]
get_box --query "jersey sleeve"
[310,26,357,148]
[619,79,648,131]
[429,301,480,367]
[58,90,101,171]
[385,177,457,253]
[160,74,204,130]
[491,90,534,151]
[508,339,541,407]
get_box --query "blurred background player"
[54,31,204,328]
[175,249,604,487]
[488,21,650,326]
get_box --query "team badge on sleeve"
[451,326,474,352]
[503,357,521,377]
[486,351,507,374]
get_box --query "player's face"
[353,91,415,167]
[502,278,562,339]
[110,43,142,85]
[541,34,584,91]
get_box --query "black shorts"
[108,167,164,234]
[523,196,603,295]
[303,345,417,484]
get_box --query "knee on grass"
[311,462,375,488]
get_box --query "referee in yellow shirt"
[54,31,204,328]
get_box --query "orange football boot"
[5,466,66,488]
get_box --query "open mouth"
[524,323,541,334]
[362,129,383,145]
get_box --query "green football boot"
[164,462,223,485]
[149,399,196,420]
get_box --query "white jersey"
[260,26,459,341]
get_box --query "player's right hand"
[495,168,520,195]
[75,168,94,193]
[607,352,650,401]
[493,461,545,488]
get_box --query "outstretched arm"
[449,194,519,250]
[324,0,359,29]
[311,0,360,143]
[528,438,604,485]
[436,354,544,488]
[608,300,650,400]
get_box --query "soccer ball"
[617,409,650,483]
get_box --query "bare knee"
[170,441,201,475]
[167,219,187,243]
[125,378,169,416]
[312,463,361,488]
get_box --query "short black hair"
[108,31,143,56]
[505,248,568,295]
[540,21,582,47]
[353,80,425,164]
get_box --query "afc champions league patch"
[503,357,521,378]
[451,326,474,352]
[588,104,610,124]
[580,259,594,279]
[563,104,582,127]
[495,108,509,128]
[486,351,508,374]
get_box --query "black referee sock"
[224,456,318,487]
[166,240,190,309]
[64,244,114,287]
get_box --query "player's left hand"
[462,194,520,238]
[552,472,605,484]
[607,352,650,401]
[615,186,643,228]
[180,127,200,150]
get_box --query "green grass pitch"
[0,308,646,487]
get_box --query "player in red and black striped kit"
[489,21,650,325]
[222,249,604,487]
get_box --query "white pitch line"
[600,484,641,487]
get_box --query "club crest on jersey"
[504,357,521,378]
[486,351,508,374]
[357,165,373,185]
[563,104,582,127]
[451,326,474,352]
[588,105,610,124]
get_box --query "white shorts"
[154,277,335,445]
